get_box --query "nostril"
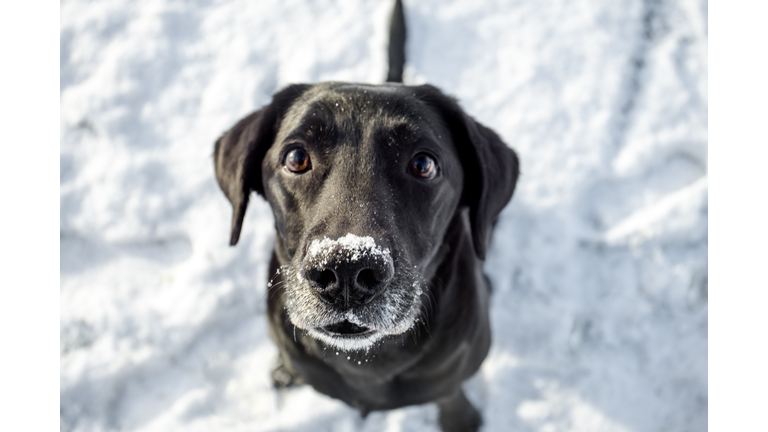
[315,270,336,289]
[305,267,337,290]
[356,269,380,290]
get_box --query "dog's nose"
[303,237,394,306]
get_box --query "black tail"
[386,0,406,83]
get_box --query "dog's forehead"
[276,83,450,143]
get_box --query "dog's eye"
[408,154,437,180]
[284,148,311,173]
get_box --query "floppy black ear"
[413,85,520,260]
[214,84,310,246]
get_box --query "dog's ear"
[214,84,310,246]
[413,85,520,260]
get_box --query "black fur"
[213,3,519,432]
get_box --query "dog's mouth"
[321,320,376,336]
[307,318,384,351]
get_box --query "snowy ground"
[60,0,707,431]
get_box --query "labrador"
[213,3,519,432]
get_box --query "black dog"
[214,2,519,431]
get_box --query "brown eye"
[408,154,437,179]
[284,148,311,173]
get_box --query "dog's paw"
[272,362,304,389]
[437,390,483,432]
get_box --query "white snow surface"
[60,0,707,431]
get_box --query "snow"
[60,0,707,431]
[307,234,392,267]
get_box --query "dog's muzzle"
[287,233,422,351]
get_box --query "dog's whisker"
[268,282,290,301]
[409,327,417,345]
[268,288,291,310]
[260,279,288,305]
[268,281,287,294]
[427,290,437,320]
[418,308,431,337]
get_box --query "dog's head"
[214,82,518,351]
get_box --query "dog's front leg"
[437,388,482,432]
[271,351,305,389]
